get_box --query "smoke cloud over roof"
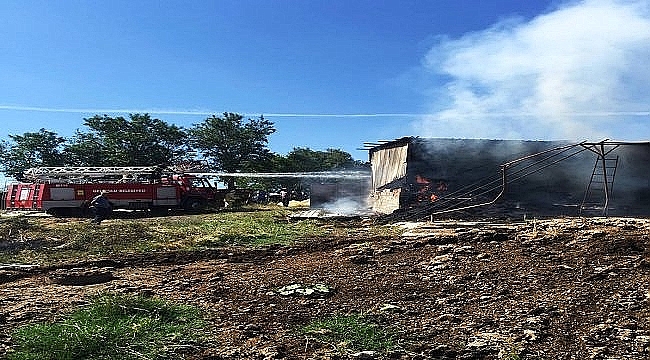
[416,0,650,140]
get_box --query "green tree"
[323,148,356,169]
[278,147,358,172]
[64,114,189,167]
[0,129,66,180]
[262,147,365,191]
[282,148,323,172]
[190,112,275,188]
[0,140,5,163]
[62,131,106,166]
[0,140,6,180]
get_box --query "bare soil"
[1,216,649,359]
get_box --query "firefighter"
[280,188,290,207]
[90,190,112,224]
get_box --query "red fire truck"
[2,166,226,216]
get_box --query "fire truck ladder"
[30,184,41,209]
[23,166,163,182]
[579,141,620,216]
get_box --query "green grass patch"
[0,216,49,264]
[301,314,394,354]
[148,209,328,248]
[1,221,164,265]
[7,293,208,360]
[191,211,326,247]
[0,216,39,240]
[0,207,403,265]
[53,221,162,253]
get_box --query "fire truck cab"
[3,166,225,216]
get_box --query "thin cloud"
[0,104,647,119]
[0,105,421,117]
[0,105,215,116]
[416,0,650,140]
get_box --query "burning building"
[367,137,650,219]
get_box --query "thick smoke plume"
[416,0,650,141]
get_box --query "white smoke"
[416,0,650,140]
[322,197,368,216]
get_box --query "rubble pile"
[0,217,649,359]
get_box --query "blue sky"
[1,0,649,166]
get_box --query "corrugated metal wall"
[370,144,408,190]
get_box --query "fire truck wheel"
[46,207,83,218]
[46,208,62,217]
[184,198,206,212]
[150,207,169,216]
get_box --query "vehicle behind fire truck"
[3,167,226,216]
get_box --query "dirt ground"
[1,216,649,359]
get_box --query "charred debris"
[364,137,650,223]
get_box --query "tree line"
[0,112,367,188]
